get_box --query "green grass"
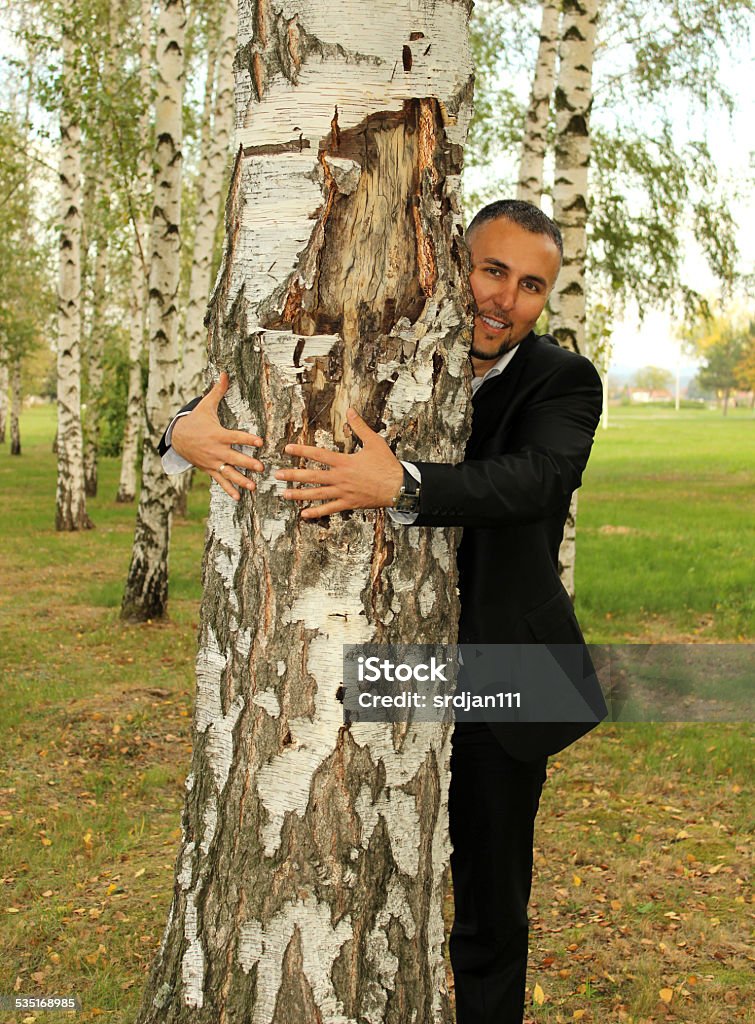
[0,402,752,1024]
[576,405,754,642]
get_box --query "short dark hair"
[466,200,563,259]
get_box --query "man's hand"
[171,372,264,501]
[275,408,404,519]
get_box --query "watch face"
[395,490,420,513]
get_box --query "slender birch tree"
[0,360,7,443]
[56,0,92,531]
[8,358,22,455]
[180,0,236,404]
[549,0,599,596]
[117,0,153,503]
[136,0,473,1019]
[517,0,560,205]
[121,0,186,620]
[173,0,237,515]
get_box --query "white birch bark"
[0,355,7,444]
[550,0,599,598]
[550,0,598,355]
[174,0,238,515]
[9,355,21,456]
[137,0,474,1020]
[117,0,152,504]
[56,0,92,531]
[84,224,108,496]
[517,0,560,206]
[180,0,236,402]
[122,0,185,620]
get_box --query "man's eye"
[522,281,540,292]
[486,268,502,277]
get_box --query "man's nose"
[493,279,517,311]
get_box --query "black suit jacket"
[413,331,607,761]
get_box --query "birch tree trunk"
[180,0,236,402]
[174,0,237,516]
[136,0,473,1020]
[84,225,108,496]
[121,0,185,620]
[56,0,92,531]
[117,0,152,504]
[550,0,599,598]
[517,0,560,206]
[9,355,21,456]
[0,355,7,444]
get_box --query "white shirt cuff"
[161,411,194,475]
[386,462,421,525]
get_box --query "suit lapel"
[466,333,535,458]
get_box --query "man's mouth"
[478,313,512,332]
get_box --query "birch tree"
[117,0,152,504]
[0,360,7,443]
[136,0,473,1019]
[173,0,237,515]
[516,0,560,205]
[549,0,599,596]
[56,0,92,531]
[121,0,186,620]
[179,0,236,403]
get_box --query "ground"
[0,404,752,1023]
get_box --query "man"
[162,200,606,1023]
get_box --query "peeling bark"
[122,0,186,619]
[55,0,92,531]
[137,1,473,1020]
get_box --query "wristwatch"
[393,466,421,513]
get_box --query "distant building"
[627,387,675,404]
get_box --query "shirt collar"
[470,343,521,395]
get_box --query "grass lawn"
[0,404,752,1024]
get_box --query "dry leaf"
[574,1011,587,1021]
[572,874,582,887]
[533,982,546,1005]
[659,988,674,1004]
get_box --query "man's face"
[467,217,561,366]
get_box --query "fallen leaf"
[533,982,545,1005]
[659,988,674,1004]
[574,1011,587,1021]
[573,874,582,887]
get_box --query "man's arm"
[412,358,602,528]
[160,372,265,501]
[276,357,601,524]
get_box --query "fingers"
[281,486,337,503]
[283,442,341,466]
[222,464,257,492]
[301,500,349,519]
[345,407,375,444]
[203,371,230,411]
[227,428,264,447]
[209,470,241,501]
[274,467,328,485]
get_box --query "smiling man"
[162,200,606,1024]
